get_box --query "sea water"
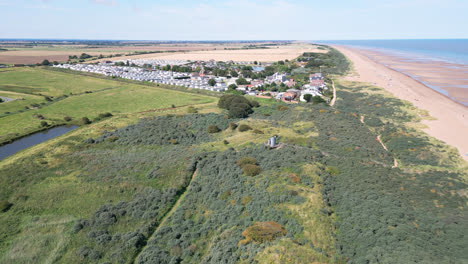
[313,39,468,65]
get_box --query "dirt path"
[330,80,337,106]
[133,169,198,263]
[376,135,399,168]
[376,135,388,151]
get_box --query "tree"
[303,94,312,102]
[228,84,237,91]
[208,78,216,87]
[253,61,258,65]
[218,94,257,118]
[41,59,50,66]
[230,70,238,77]
[236,77,249,85]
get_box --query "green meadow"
[0,67,216,144]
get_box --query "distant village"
[54,58,328,103]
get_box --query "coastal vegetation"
[0,47,467,263]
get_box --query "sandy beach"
[333,45,468,162]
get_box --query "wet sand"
[333,45,468,162]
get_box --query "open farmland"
[0,67,216,144]
[0,50,117,64]
[90,43,328,63]
[0,41,283,64]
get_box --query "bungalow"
[310,79,325,87]
[251,80,264,88]
[284,79,296,88]
[309,73,323,82]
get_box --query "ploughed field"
[0,75,467,263]
[0,67,215,145]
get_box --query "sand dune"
[334,45,468,162]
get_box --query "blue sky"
[1,0,467,40]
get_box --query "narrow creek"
[0,125,78,161]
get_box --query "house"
[310,79,325,87]
[309,73,323,81]
[284,79,296,88]
[251,80,264,88]
[283,90,298,101]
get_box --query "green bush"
[242,164,262,176]
[64,116,72,122]
[98,112,113,118]
[253,129,264,134]
[187,106,198,113]
[207,125,221,133]
[218,94,256,118]
[238,124,252,132]
[236,156,257,167]
[81,117,91,125]
[229,122,238,130]
[40,121,48,127]
[0,200,13,212]
[312,96,326,104]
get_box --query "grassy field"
[0,67,216,144]
[0,67,125,97]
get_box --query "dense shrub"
[94,113,230,146]
[218,94,256,118]
[238,124,252,132]
[64,116,72,122]
[40,121,48,127]
[239,221,286,245]
[207,125,221,133]
[81,117,91,125]
[186,106,198,113]
[242,164,262,176]
[229,122,238,130]
[236,157,257,167]
[98,112,113,118]
[0,200,13,212]
[252,129,264,134]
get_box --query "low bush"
[207,125,221,133]
[238,124,252,132]
[0,200,13,212]
[242,164,262,176]
[64,116,72,122]
[253,129,264,134]
[239,222,286,245]
[276,105,289,111]
[81,117,91,125]
[187,106,198,113]
[40,121,48,127]
[229,122,238,130]
[98,112,113,118]
[236,157,257,167]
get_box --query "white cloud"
[92,0,118,6]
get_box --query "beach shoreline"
[333,45,468,162]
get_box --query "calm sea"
[313,39,468,65]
